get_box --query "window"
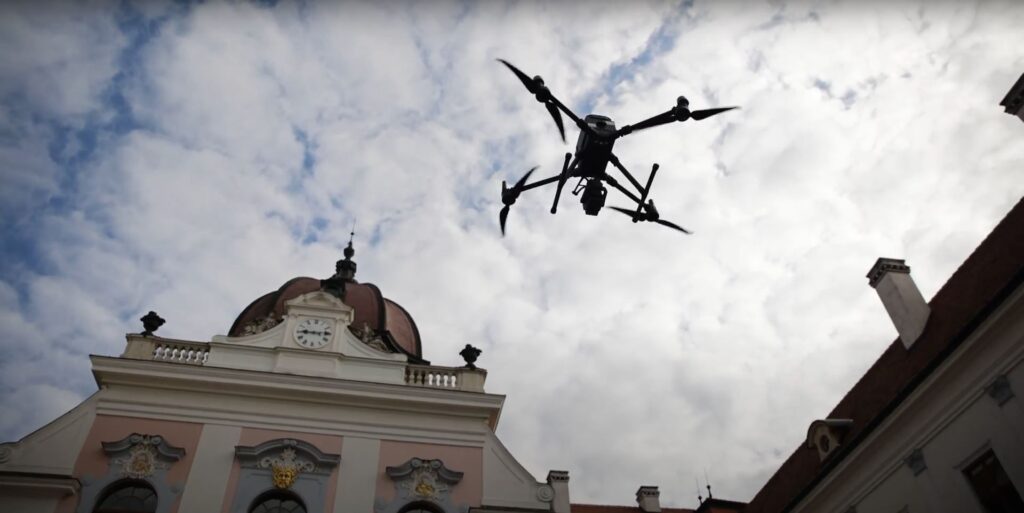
[249,490,307,513]
[93,480,157,513]
[964,449,1024,513]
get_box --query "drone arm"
[615,109,675,138]
[518,173,565,193]
[547,96,595,135]
[608,153,646,194]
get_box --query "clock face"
[294,318,332,349]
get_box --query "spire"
[320,221,358,298]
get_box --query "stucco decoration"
[985,375,1014,406]
[353,322,392,353]
[377,458,466,513]
[230,438,340,513]
[242,315,280,336]
[805,419,853,461]
[74,433,186,513]
[103,434,185,479]
[904,448,927,476]
[536,484,555,502]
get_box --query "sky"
[1,0,1022,507]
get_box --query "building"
[743,197,1024,512]
[0,241,743,513]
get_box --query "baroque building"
[0,241,742,513]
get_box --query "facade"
[744,198,1024,512]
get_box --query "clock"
[294,318,333,349]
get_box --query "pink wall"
[220,427,344,513]
[57,415,203,513]
[376,441,483,508]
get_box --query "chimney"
[867,258,930,349]
[547,470,570,513]
[636,486,661,512]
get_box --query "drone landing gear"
[606,162,692,234]
[549,152,574,214]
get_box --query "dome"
[227,246,424,361]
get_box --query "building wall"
[793,283,1024,512]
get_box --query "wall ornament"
[377,458,466,513]
[103,434,185,479]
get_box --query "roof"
[571,504,694,513]
[744,197,1024,512]
[569,498,744,513]
[1000,72,1024,113]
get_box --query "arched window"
[93,479,157,513]
[249,490,307,513]
[398,500,445,513]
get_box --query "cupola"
[227,243,425,362]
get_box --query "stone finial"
[636,486,661,512]
[321,238,357,299]
[140,311,165,337]
[866,258,930,349]
[460,344,482,369]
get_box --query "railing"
[405,364,486,392]
[122,335,209,366]
[152,341,209,364]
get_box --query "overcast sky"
[1,0,1022,507]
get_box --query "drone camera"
[581,180,607,216]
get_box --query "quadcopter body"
[497,59,738,235]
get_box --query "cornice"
[90,356,504,422]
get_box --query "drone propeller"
[497,59,566,142]
[499,166,537,236]
[609,201,692,234]
[691,106,738,120]
[618,96,739,136]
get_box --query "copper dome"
[228,277,424,360]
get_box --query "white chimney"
[547,470,570,513]
[636,486,661,512]
[867,258,931,349]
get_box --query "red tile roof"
[571,504,694,513]
[744,197,1024,512]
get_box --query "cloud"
[0,0,1022,508]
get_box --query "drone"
[497,59,738,235]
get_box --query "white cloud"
[0,0,1022,508]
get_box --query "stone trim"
[866,258,911,288]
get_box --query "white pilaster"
[177,424,241,512]
[333,437,381,513]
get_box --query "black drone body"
[497,59,738,235]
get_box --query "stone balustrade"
[122,334,209,365]
[405,364,487,392]
[121,334,486,391]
